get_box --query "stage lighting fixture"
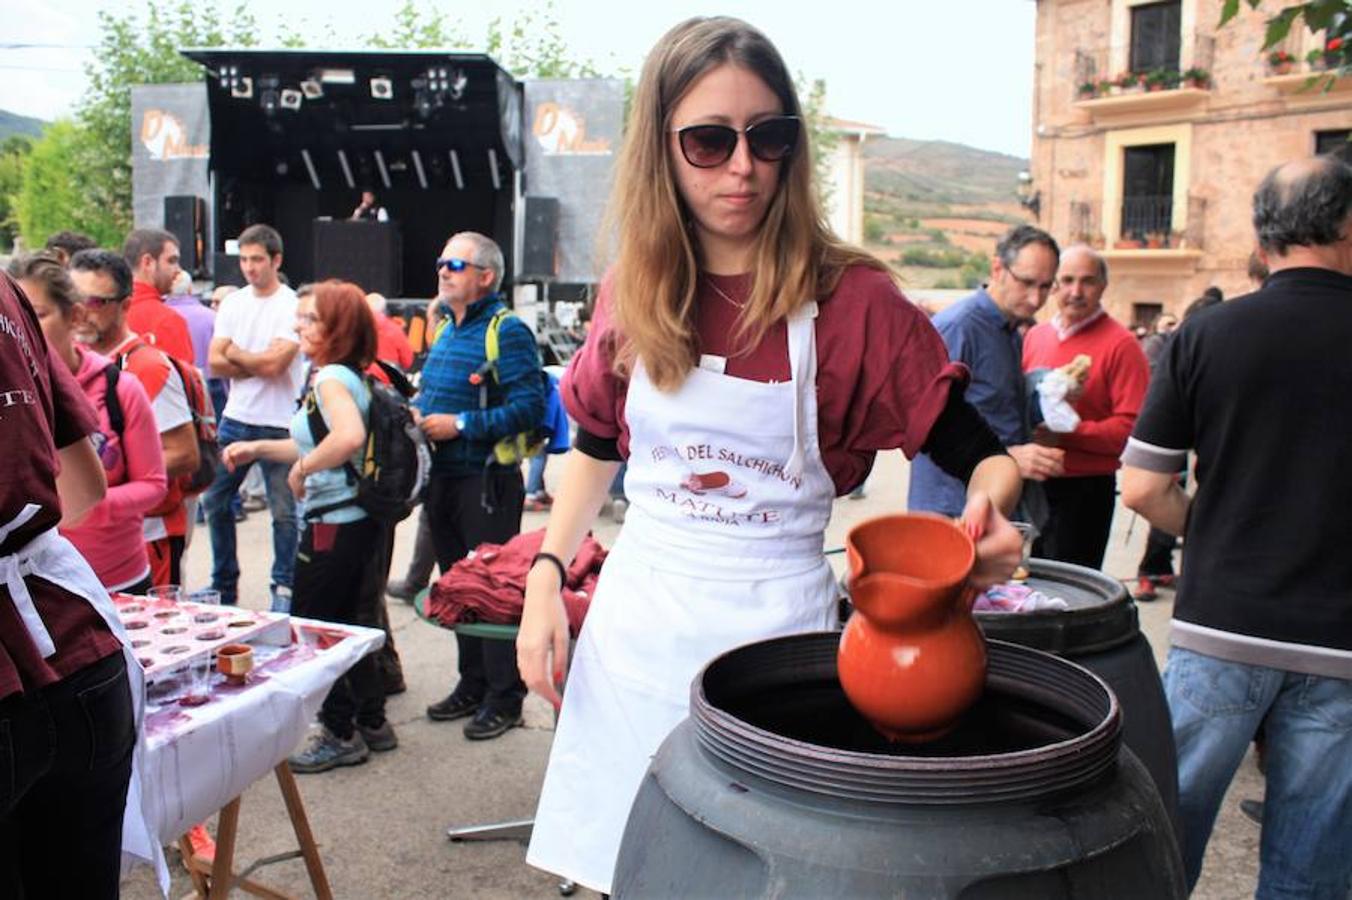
[300,149,322,191]
[373,150,391,189]
[260,88,279,115]
[337,149,355,189]
[370,77,394,100]
[411,150,428,190]
[413,89,434,120]
[319,68,356,85]
[488,148,501,190]
[300,79,323,99]
[449,69,468,101]
[230,76,254,99]
[280,89,303,111]
[448,150,464,190]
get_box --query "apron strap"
[784,302,819,479]
[0,504,58,658]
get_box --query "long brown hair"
[603,16,889,390]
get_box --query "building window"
[1132,302,1164,332]
[1121,144,1175,240]
[1130,1,1182,73]
[1316,129,1352,163]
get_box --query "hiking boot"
[1132,576,1158,603]
[358,720,399,753]
[464,707,523,741]
[385,579,421,602]
[289,727,369,773]
[427,691,481,722]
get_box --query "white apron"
[0,504,169,894]
[527,303,838,894]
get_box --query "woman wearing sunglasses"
[518,18,1023,893]
[14,252,168,596]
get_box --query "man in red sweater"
[1022,245,1148,568]
[123,229,194,364]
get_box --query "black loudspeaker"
[212,252,241,286]
[164,195,206,273]
[312,220,402,296]
[521,196,559,281]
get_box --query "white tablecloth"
[138,617,384,844]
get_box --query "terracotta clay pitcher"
[839,513,985,742]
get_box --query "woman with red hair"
[222,279,397,771]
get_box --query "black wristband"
[531,552,568,586]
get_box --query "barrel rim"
[691,634,1123,805]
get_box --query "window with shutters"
[1130,1,1182,73]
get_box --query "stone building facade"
[1029,0,1350,325]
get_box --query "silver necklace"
[703,275,745,309]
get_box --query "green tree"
[1220,1,1351,73]
[365,0,469,50]
[486,2,603,79]
[797,75,838,210]
[0,136,33,251]
[14,121,124,247]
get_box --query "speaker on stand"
[164,195,206,275]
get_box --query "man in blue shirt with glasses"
[416,231,546,740]
[909,225,1064,520]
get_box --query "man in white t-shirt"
[204,224,305,610]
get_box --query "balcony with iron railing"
[1065,196,1205,272]
[1071,37,1214,121]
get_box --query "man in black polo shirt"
[1121,155,1352,898]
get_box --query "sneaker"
[242,494,268,512]
[463,707,523,741]
[357,720,399,752]
[611,497,628,524]
[1132,576,1158,603]
[1239,798,1264,825]
[427,691,481,722]
[385,580,421,602]
[523,494,552,512]
[289,727,370,773]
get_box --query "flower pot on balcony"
[1114,238,1144,250]
[1272,61,1295,75]
[1145,235,1165,249]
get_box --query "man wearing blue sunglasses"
[415,232,546,740]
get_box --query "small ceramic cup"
[216,643,254,684]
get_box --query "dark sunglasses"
[436,257,482,273]
[80,293,124,308]
[672,115,800,169]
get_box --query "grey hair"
[454,231,505,293]
[1252,156,1352,255]
[995,224,1061,270]
[365,291,387,315]
[1060,243,1109,284]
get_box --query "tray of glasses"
[112,593,292,680]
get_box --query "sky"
[0,0,1036,159]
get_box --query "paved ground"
[122,450,1261,898]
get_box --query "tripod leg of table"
[274,762,333,900]
[208,798,242,900]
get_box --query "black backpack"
[304,361,431,523]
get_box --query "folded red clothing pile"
[427,527,607,637]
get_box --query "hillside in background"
[0,109,45,143]
[862,137,1030,290]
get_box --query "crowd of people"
[1,14,1348,900]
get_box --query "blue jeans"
[203,417,298,607]
[526,454,547,496]
[1164,646,1352,898]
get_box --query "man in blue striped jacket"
[416,231,545,740]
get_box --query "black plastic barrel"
[974,558,1179,833]
[614,634,1184,898]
